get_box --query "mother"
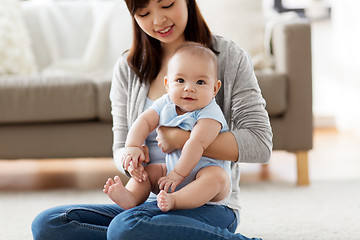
[32,0,272,239]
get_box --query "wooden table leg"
[296,151,310,186]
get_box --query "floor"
[1,128,359,191]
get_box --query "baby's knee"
[200,166,230,187]
[214,167,230,186]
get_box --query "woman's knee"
[32,206,64,240]
[107,202,160,240]
[107,213,136,240]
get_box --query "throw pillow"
[197,0,272,69]
[21,0,132,78]
[0,0,37,75]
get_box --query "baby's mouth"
[183,97,195,101]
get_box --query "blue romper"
[150,94,231,191]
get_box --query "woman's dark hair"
[124,0,213,83]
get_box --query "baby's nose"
[184,83,195,92]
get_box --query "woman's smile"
[157,24,175,37]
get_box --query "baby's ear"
[164,76,169,91]
[213,80,221,97]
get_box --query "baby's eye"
[196,80,205,85]
[176,78,185,83]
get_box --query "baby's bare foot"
[157,190,175,212]
[103,175,136,210]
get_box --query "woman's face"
[134,0,188,46]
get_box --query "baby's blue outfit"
[150,94,231,191]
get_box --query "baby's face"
[165,52,220,114]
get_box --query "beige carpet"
[1,180,359,240]
[238,180,360,239]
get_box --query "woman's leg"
[107,201,262,240]
[32,204,122,240]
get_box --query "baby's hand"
[158,170,185,193]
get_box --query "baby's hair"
[169,42,219,77]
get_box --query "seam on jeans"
[65,207,116,219]
[223,206,238,232]
[133,206,232,240]
[61,207,115,232]
[228,215,237,232]
[69,220,108,232]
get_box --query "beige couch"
[261,21,313,185]
[0,2,312,185]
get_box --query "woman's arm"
[110,57,130,175]
[156,127,238,161]
[110,56,153,177]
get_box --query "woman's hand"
[156,126,189,153]
[126,161,147,182]
[121,145,150,182]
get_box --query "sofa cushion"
[0,76,96,123]
[94,78,112,122]
[256,71,287,117]
[197,0,272,69]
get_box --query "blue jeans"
[32,202,262,240]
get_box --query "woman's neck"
[161,38,185,59]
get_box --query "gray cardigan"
[109,34,273,219]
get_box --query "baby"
[104,42,231,212]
